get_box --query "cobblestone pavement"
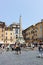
[0,50,43,65]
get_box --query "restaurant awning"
[0,41,4,44]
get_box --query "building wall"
[23,20,43,46]
[35,23,42,39]
[4,30,16,44]
[0,22,5,44]
[0,28,5,43]
[41,20,43,40]
[0,20,43,45]
[10,23,20,42]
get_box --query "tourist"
[38,44,43,57]
[0,44,2,54]
[15,44,21,54]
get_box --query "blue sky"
[0,0,43,29]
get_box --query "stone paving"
[0,50,43,65]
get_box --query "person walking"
[15,44,21,54]
[38,44,43,57]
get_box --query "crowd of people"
[0,41,43,56]
[0,42,21,55]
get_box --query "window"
[40,25,42,31]
[29,32,30,34]
[2,39,3,40]
[35,30,37,32]
[2,34,3,37]
[32,36,34,39]
[10,33,12,35]
[16,35,18,39]
[26,38,30,40]
[6,37,7,39]
[6,32,7,35]
[10,37,12,39]
[2,28,4,32]
[31,30,34,34]
[15,29,18,34]
[10,37,13,42]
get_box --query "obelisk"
[16,16,25,44]
[19,16,23,38]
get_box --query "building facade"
[22,20,43,46]
[10,22,20,43]
[0,19,43,46]
[0,22,5,44]
[0,22,20,45]
[4,27,15,44]
[0,16,24,45]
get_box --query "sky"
[0,0,43,30]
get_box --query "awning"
[0,41,4,44]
